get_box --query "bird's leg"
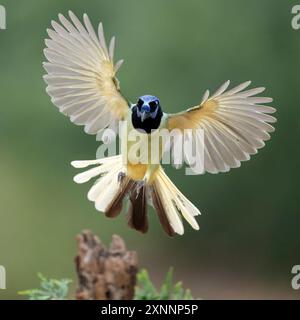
[134,180,145,197]
[133,164,160,198]
[118,171,126,183]
[143,164,159,184]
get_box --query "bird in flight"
[43,11,277,236]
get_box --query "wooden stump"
[75,230,138,300]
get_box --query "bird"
[43,11,277,236]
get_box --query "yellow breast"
[122,111,167,182]
[126,163,148,180]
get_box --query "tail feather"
[149,167,200,235]
[150,183,175,237]
[127,184,148,233]
[71,156,200,235]
[157,169,200,230]
[152,174,184,235]
[105,177,134,218]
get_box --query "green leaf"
[135,268,194,300]
[159,267,174,300]
[18,274,72,300]
[135,269,158,300]
[172,281,184,300]
[183,289,193,300]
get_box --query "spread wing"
[167,81,277,174]
[43,11,129,135]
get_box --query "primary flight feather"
[43,11,277,236]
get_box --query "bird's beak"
[141,111,151,122]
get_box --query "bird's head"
[132,95,163,133]
[136,95,161,122]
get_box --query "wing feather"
[167,81,277,174]
[43,11,129,135]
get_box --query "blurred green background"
[0,0,299,299]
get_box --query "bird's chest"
[121,113,167,180]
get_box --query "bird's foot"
[118,172,126,183]
[134,180,146,198]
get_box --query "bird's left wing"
[167,81,277,174]
[43,11,129,135]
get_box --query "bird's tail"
[71,155,200,236]
[149,168,200,236]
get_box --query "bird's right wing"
[43,11,129,135]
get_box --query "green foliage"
[134,267,193,300]
[19,269,192,300]
[18,273,72,300]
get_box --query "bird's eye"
[137,99,144,108]
[149,101,157,111]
